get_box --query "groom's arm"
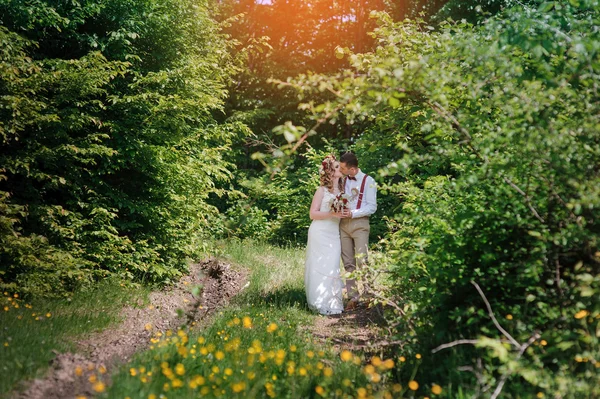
[351,177,377,218]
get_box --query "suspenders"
[345,174,369,210]
[356,174,369,210]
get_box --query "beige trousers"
[339,216,370,299]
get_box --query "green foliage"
[277,1,600,396]
[0,0,245,296]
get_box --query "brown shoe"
[345,297,359,311]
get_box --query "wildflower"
[416,353,422,359]
[88,375,97,383]
[266,323,278,333]
[574,310,589,319]
[393,384,402,392]
[383,359,395,369]
[323,367,333,377]
[175,363,185,375]
[225,368,233,376]
[540,340,547,346]
[537,393,545,398]
[216,351,225,360]
[371,373,381,383]
[364,365,376,375]
[145,323,152,331]
[409,380,419,390]
[506,314,513,320]
[46,313,51,318]
[399,356,406,362]
[92,382,105,393]
[172,378,183,388]
[307,351,314,358]
[371,356,382,366]
[290,344,297,352]
[232,382,246,392]
[75,366,83,377]
[432,384,442,395]
[357,387,367,398]
[149,395,157,399]
[315,386,325,396]
[340,350,353,362]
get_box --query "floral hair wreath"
[319,154,337,176]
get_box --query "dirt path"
[311,303,402,356]
[12,259,247,399]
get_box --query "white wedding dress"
[305,188,344,315]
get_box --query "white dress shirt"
[344,170,377,219]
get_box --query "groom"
[339,152,377,309]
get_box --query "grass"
[0,279,150,396]
[103,240,418,399]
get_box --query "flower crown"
[319,154,336,176]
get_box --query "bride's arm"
[309,187,338,220]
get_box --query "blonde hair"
[319,155,343,192]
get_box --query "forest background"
[1,0,598,397]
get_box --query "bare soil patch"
[311,303,402,355]
[12,258,247,399]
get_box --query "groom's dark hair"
[340,152,358,168]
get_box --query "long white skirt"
[305,218,344,315]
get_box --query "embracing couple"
[304,152,377,315]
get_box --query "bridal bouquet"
[329,193,350,213]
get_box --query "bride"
[305,154,348,315]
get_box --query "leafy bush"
[277,2,600,397]
[0,0,245,296]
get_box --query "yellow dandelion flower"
[371,356,382,366]
[416,353,422,359]
[432,384,442,395]
[364,365,376,375]
[224,368,233,376]
[75,366,83,377]
[540,340,547,346]
[315,386,325,396]
[290,344,297,352]
[75,396,86,399]
[357,387,367,398]
[87,363,95,371]
[575,355,584,362]
[384,359,395,369]
[145,323,152,331]
[266,323,278,333]
[307,351,314,358]
[323,367,333,377]
[343,379,351,387]
[149,394,157,399]
[3,306,8,311]
[232,382,246,392]
[88,375,97,383]
[216,351,225,360]
[299,368,307,376]
[198,336,205,344]
[172,378,183,388]
[537,393,545,398]
[340,350,353,362]
[3,342,8,347]
[175,363,185,375]
[506,314,513,320]
[399,356,406,362]
[248,371,256,380]
[574,310,589,319]
[393,383,402,392]
[45,313,51,318]
[409,380,419,390]
[212,366,220,374]
[371,373,381,383]
[92,382,105,393]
